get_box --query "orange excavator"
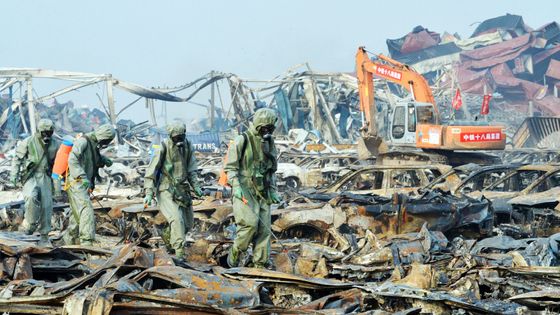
[355,47,505,162]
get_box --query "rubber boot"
[38,235,53,248]
[162,225,172,251]
[175,247,185,260]
[227,247,239,268]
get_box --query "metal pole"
[210,75,215,130]
[163,101,168,125]
[16,82,29,134]
[483,85,488,122]
[27,78,36,134]
[106,76,116,125]
[147,98,157,127]
[528,101,534,117]
[313,80,342,143]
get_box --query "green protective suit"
[10,119,58,236]
[64,124,115,245]
[144,121,201,256]
[224,108,279,267]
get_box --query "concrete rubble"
[2,13,560,315]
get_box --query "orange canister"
[51,139,73,180]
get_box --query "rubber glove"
[80,178,91,191]
[194,186,203,197]
[144,190,154,206]
[10,175,19,188]
[269,190,283,204]
[104,157,113,167]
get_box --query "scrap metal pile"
[0,99,110,152]
[2,155,560,313]
[3,12,560,315]
[388,14,560,130]
[2,109,560,313]
[240,14,560,146]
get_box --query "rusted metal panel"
[111,292,231,314]
[0,304,63,314]
[221,268,355,289]
[133,266,260,308]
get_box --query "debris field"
[2,13,560,315]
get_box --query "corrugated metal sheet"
[395,42,461,66]
[491,63,543,100]
[460,34,535,70]
[546,59,560,80]
[537,22,560,44]
[471,14,526,37]
[387,26,441,58]
[454,31,507,51]
[400,30,440,55]
[409,53,461,74]
[534,45,560,64]
[512,117,560,148]
[274,89,293,133]
[456,66,493,95]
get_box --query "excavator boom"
[355,46,505,160]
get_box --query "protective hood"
[37,119,54,132]
[166,121,186,137]
[250,108,278,133]
[94,124,116,142]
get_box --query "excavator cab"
[389,102,436,146]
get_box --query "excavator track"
[358,135,501,166]
[376,148,501,166]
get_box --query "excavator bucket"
[357,135,389,160]
[512,117,560,149]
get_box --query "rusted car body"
[465,165,560,236]
[276,155,361,190]
[303,164,457,197]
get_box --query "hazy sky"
[2,0,558,124]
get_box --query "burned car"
[507,187,560,237]
[470,164,560,230]
[423,163,523,196]
[273,189,492,241]
[196,155,223,185]
[99,162,144,187]
[276,154,362,190]
[301,164,456,198]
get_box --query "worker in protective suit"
[144,121,203,259]
[10,119,59,247]
[225,108,282,268]
[63,124,115,246]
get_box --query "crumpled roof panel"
[471,13,526,38]
[460,34,535,69]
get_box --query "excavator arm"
[356,46,438,137]
[356,46,505,157]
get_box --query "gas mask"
[40,129,54,143]
[97,139,112,150]
[171,134,186,147]
[257,124,275,140]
